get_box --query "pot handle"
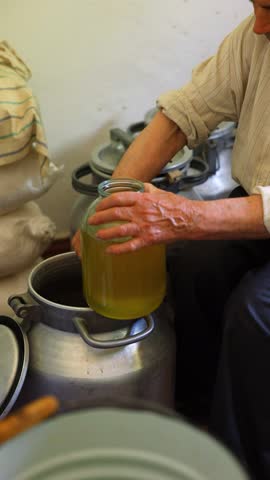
[127,121,146,136]
[72,163,98,195]
[180,157,209,186]
[72,315,155,349]
[110,128,133,148]
[8,294,40,331]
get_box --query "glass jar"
[80,178,166,320]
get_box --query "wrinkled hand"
[88,183,196,254]
[71,229,81,257]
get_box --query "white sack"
[0,201,55,277]
[0,152,62,215]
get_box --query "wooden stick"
[0,396,59,445]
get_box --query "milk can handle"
[8,294,40,332]
[72,315,155,349]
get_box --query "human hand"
[71,229,81,257]
[88,183,197,254]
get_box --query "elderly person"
[73,2,270,478]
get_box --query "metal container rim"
[28,252,91,313]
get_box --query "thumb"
[144,182,160,194]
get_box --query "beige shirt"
[157,14,270,232]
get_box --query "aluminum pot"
[7,252,176,414]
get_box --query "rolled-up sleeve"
[252,186,270,233]
[157,28,244,149]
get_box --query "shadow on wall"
[37,118,116,237]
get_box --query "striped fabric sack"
[0,41,62,214]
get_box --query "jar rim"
[98,178,144,197]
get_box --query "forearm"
[188,194,269,240]
[88,187,270,255]
[112,111,187,181]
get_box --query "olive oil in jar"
[80,179,166,320]
[81,229,166,319]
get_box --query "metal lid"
[0,316,29,418]
[90,143,125,177]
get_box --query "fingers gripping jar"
[80,179,166,319]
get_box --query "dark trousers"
[167,187,270,479]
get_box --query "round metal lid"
[0,324,19,406]
[0,316,29,418]
[90,142,193,178]
[90,142,125,176]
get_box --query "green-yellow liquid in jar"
[81,230,166,319]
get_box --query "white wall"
[1,0,252,236]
